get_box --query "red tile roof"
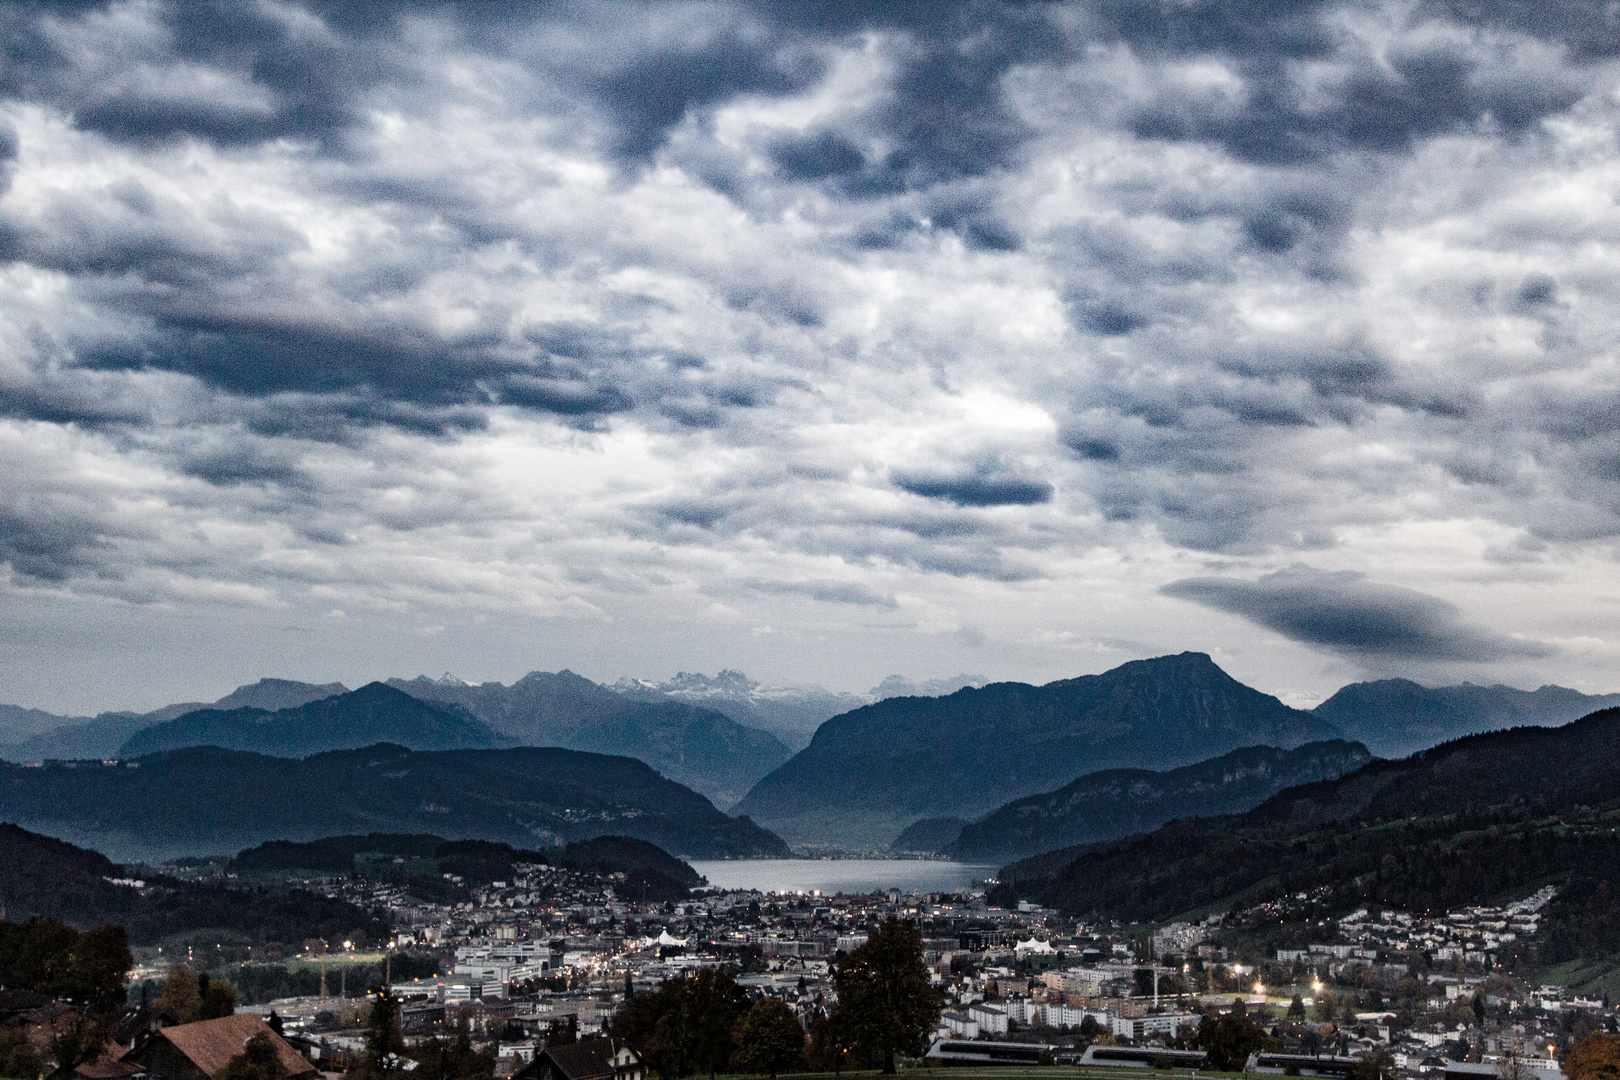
[145,1014,315,1079]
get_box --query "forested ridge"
[0,822,386,947]
[995,709,1620,967]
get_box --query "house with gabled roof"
[513,1038,642,1080]
[123,1013,316,1080]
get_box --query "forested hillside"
[994,709,1620,966]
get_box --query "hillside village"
[5,844,1614,1080]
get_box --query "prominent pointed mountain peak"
[733,651,1341,849]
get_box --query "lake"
[687,859,998,896]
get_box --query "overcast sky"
[5,0,1620,714]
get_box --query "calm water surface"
[687,859,997,896]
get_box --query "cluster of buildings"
[119,855,1614,1080]
[1302,888,1561,971]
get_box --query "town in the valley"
[4,852,1615,1080]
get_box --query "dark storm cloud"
[1162,566,1553,662]
[241,395,489,443]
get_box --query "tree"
[687,969,748,1079]
[47,1012,109,1077]
[216,1033,290,1080]
[609,969,747,1080]
[155,967,200,1018]
[0,919,77,995]
[1289,995,1307,1020]
[1314,991,1338,1023]
[1568,1035,1620,1080]
[410,1009,494,1080]
[546,1015,577,1047]
[67,925,131,1015]
[731,999,805,1080]
[1352,1048,1396,1080]
[0,1025,44,1080]
[1196,1002,1271,1072]
[830,919,944,1074]
[190,974,238,1022]
[362,990,406,1076]
[805,1014,848,1076]
[0,919,129,1013]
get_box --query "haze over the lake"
[4,1,1620,714]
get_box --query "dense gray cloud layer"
[2,0,1619,710]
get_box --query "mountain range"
[0,742,789,862]
[9,660,1620,858]
[610,671,868,751]
[1312,678,1620,758]
[0,678,349,761]
[120,682,498,759]
[385,670,792,807]
[609,670,987,751]
[0,673,794,810]
[993,707,1620,936]
[909,739,1373,864]
[731,652,1344,849]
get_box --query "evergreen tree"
[830,919,943,1074]
[688,969,748,1079]
[410,1011,494,1080]
[363,990,406,1075]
